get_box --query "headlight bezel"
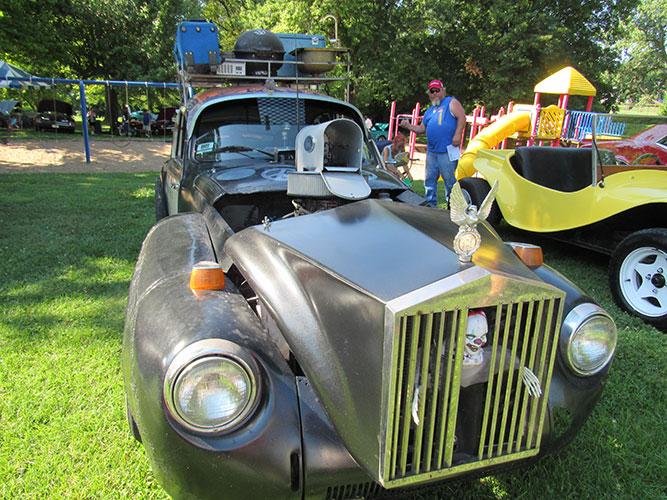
[560,303,617,376]
[163,339,261,435]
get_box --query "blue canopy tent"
[0,99,19,115]
[0,61,51,88]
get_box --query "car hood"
[194,164,408,199]
[37,99,73,115]
[224,199,555,481]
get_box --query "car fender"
[474,149,667,232]
[123,213,302,500]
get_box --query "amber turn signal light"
[508,242,543,267]
[190,261,225,290]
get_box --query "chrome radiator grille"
[383,297,562,486]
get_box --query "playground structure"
[0,72,179,162]
[387,67,608,179]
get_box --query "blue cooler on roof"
[276,34,326,77]
[174,21,220,74]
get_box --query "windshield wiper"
[206,145,275,159]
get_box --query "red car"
[151,106,178,135]
[590,122,667,166]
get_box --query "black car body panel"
[124,214,303,499]
[125,203,611,499]
[35,99,75,132]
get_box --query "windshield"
[192,96,381,169]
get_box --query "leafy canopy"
[0,0,644,117]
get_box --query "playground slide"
[456,111,531,179]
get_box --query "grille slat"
[412,313,434,474]
[505,300,535,454]
[423,311,447,468]
[496,300,528,457]
[486,302,515,459]
[477,303,504,459]
[436,309,458,469]
[516,299,544,452]
[384,295,563,486]
[444,311,466,467]
[389,315,409,476]
[398,314,422,475]
[532,298,561,449]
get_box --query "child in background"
[382,132,413,186]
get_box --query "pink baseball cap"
[428,80,443,90]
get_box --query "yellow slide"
[456,111,531,179]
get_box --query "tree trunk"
[105,85,120,134]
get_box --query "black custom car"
[34,99,75,132]
[123,72,617,500]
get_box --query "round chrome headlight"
[164,340,259,433]
[560,303,617,376]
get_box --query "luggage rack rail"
[177,52,351,104]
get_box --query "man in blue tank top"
[400,80,466,207]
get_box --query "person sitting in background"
[382,132,413,186]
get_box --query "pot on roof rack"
[233,29,285,77]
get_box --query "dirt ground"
[0,137,426,178]
[0,138,170,174]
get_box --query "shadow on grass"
[0,173,156,346]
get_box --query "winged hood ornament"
[449,179,499,262]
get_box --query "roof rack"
[177,52,350,104]
[174,22,351,105]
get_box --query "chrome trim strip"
[386,267,489,316]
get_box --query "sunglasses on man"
[429,88,441,94]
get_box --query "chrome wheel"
[610,228,667,329]
[618,245,667,318]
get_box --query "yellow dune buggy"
[457,113,667,329]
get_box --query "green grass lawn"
[0,174,664,499]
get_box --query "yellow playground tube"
[456,111,532,179]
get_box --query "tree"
[202,0,637,117]
[1,0,641,120]
[0,0,204,126]
[363,0,638,115]
[0,0,204,80]
[611,0,667,106]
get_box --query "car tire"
[609,228,667,330]
[458,177,501,225]
[155,175,168,221]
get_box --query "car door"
[165,109,185,215]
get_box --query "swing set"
[1,73,179,162]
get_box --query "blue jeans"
[425,151,457,207]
